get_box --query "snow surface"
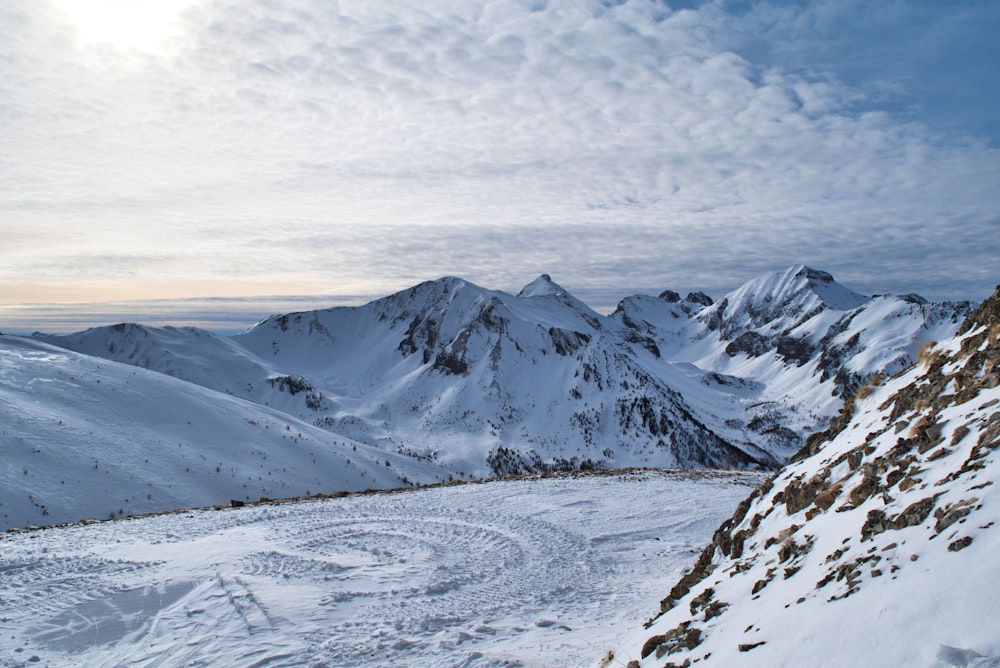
[0,470,762,667]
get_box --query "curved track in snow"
[0,470,762,667]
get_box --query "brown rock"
[739,641,767,652]
[948,536,973,552]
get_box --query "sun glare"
[54,0,196,52]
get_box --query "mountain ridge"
[31,266,971,483]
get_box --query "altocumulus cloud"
[1,0,998,331]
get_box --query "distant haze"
[2,0,998,332]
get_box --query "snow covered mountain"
[33,266,970,483]
[0,336,446,529]
[611,284,1000,667]
[615,265,969,435]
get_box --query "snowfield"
[0,470,762,667]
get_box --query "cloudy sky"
[2,0,998,332]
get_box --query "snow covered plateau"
[0,470,763,667]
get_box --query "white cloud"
[1,0,998,330]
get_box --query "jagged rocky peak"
[517,273,568,298]
[658,289,682,303]
[685,291,714,307]
[656,289,713,306]
[797,265,834,283]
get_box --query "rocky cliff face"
[613,286,1000,667]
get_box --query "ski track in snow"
[0,471,762,667]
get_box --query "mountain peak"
[698,265,870,340]
[685,291,714,307]
[792,264,834,284]
[658,289,681,303]
[517,274,567,298]
[733,265,867,315]
[427,275,470,291]
[776,265,867,310]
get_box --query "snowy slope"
[0,470,763,668]
[35,266,970,478]
[0,336,447,529]
[611,285,1000,667]
[28,322,277,397]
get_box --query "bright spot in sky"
[53,0,194,51]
